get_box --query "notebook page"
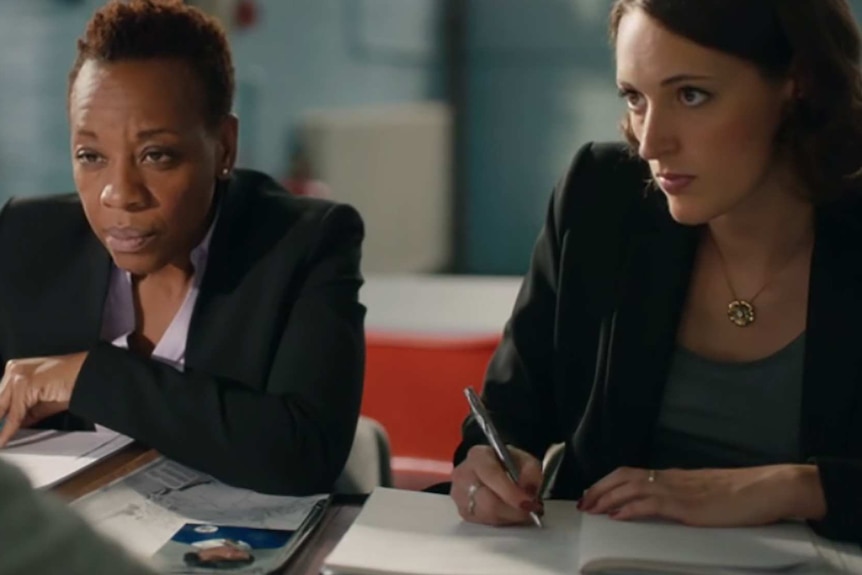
[324,488,581,575]
[578,513,820,573]
[0,429,133,488]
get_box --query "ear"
[215,113,239,177]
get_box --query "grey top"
[0,459,155,575]
[648,333,805,469]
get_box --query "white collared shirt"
[99,217,217,372]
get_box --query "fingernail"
[521,502,544,514]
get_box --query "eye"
[678,86,710,107]
[141,149,176,165]
[74,150,103,165]
[618,88,646,113]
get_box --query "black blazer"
[0,169,366,495]
[455,142,862,542]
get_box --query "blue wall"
[0,0,102,198]
[5,1,862,275]
[0,0,444,200]
[462,0,862,274]
[463,0,619,273]
[230,0,445,175]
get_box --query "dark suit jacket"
[455,142,862,542]
[0,169,366,495]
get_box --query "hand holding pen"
[450,387,545,527]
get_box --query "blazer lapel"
[599,198,699,470]
[77,232,112,343]
[801,205,862,457]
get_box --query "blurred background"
[0,0,626,276]
[6,0,862,275]
[8,0,862,275]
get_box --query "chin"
[665,197,717,226]
[109,251,165,276]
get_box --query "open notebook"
[323,488,830,575]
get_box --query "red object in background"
[361,334,500,490]
[235,0,258,29]
[283,177,331,199]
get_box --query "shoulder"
[552,141,651,231]
[816,193,862,250]
[560,141,648,188]
[0,193,92,264]
[218,169,364,256]
[0,193,87,236]
[0,458,32,494]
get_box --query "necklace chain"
[709,231,810,327]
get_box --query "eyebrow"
[73,128,181,140]
[660,74,712,86]
[617,74,713,88]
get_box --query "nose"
[636,104,678,161]
[99,160,150,211]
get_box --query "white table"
[361,274,522,339]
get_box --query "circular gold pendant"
[727,300,755,327]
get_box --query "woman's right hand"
[450,444,544,526]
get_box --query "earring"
[221,167,231,178]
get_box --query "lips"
[104,227,156,253]
[655,172,696,195]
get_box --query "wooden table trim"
[53,442,158,501]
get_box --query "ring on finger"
[467,482,482,516]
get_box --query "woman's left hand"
[579,465,827,526]
[0,353,88,446]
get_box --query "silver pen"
[464,387,544,528]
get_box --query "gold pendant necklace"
[709,232,809,328]
[727,299,756,327]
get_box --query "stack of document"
[323,488,842,574]
[72,457,328,573]
[0,428,133,489]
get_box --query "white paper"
[72,457,327,559]
[324,489,849,575]
[324,488,581,575]
[0,428,134,488]
[578,513,820,574]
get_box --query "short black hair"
[69,0,235,128]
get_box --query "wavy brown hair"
[68,0,234,130]
[610,0,862,202]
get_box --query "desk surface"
[53,442,157,501]
[53,453,862,574]
[284,499,364,575]
[362,274,521,338]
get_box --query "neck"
[138,186,218,288]
[134,261,195,297]
[707,173,814,271]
